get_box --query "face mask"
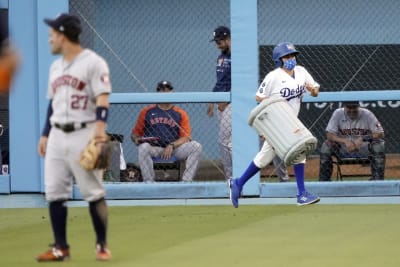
[284,58,296,70]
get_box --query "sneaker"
[297,191,320,206]
[36,244,70,262]
[96,244,112,261]
[279,176,290,182]
[228,178,242,208]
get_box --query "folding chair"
[332,154,370,181]
[152,155,182,181]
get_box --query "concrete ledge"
[261,181,400,197]
[70,180,400,200]
[73,182,230,200]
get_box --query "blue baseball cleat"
[297,191,320,206]
[228,178,242,208]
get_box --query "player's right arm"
[131,107,149,144]
[37,100,53,157]
[255,72,274,103]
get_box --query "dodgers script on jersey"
[256,65,319,116]
[48,49,111,124]
[325,107,384,140]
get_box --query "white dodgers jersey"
[256,66,319,116]
[48,49,112,124]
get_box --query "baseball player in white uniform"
[36,13,112,262]
[229,42,320,208]
[319,102,385,181]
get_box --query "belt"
[53,122,89,133]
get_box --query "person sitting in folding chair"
[319,101,385,181]
[131,80,202,183]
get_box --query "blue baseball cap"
[156,80,174,91]
[44,13,82,42]
[210,26,230,42]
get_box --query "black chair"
[152,155,182,181]
[332,154,370,181]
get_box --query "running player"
[229,42,320,208]
[36,13,112,261]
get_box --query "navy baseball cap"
[156,80,174,91]
[44,13,82,42]
[210,26,230,42]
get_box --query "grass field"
[1,204,399,266]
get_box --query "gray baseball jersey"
[326,107,384,140]
[48,49,111,124]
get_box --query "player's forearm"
[371,132,384,139]
[255,95,267,103]
[131,133,141,144]
[326,132,347,144]
[95,94,109,138]
[95,121,107,138]
[41,100,53,137]
[172,136,191,148]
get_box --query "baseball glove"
[79,138,113,171]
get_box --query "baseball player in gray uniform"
[319,101,385,181]
[36,13,112,262]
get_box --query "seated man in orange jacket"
[131,80,202,182]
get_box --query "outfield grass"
[0,204,399,266]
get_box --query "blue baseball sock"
[236,161,260,188]
[294,163,306,195]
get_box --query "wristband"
[96,106,109,122]
[169,143,176,149]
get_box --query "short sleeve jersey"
[133,105,192,147]
[256,65,319,116]
[326,107,384,140]
[48,49,111,124]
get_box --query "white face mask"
[283,58,297,70]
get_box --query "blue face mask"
[284,58,297,70]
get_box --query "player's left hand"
[161,144,174,160]
[353,137,364,149]
[306,83,319,97]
